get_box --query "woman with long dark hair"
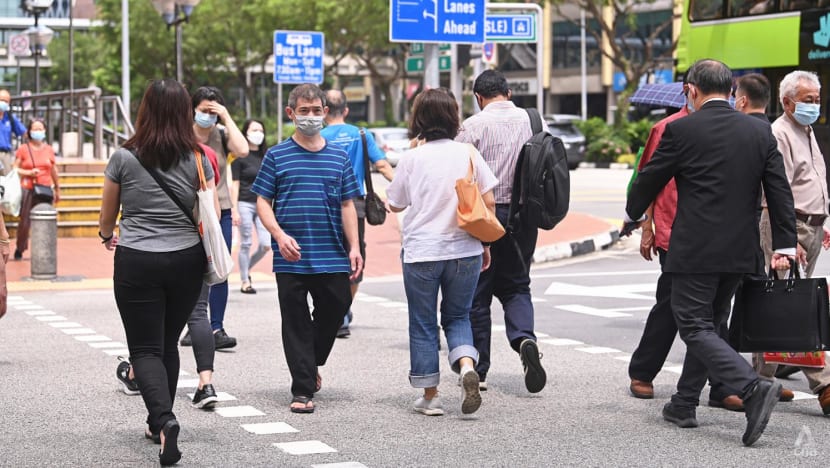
[99,79,217,466]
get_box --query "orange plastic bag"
[763,351,825,368]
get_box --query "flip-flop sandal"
[290,395,314,414]
[240,284,257,294]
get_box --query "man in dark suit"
[624,59,799,446]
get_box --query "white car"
[369,127,410,167]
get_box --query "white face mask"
[247,131,264,146]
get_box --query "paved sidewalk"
[4,211,618,292]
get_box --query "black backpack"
[506,108,570,233]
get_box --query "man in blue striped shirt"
[253,84,362,414]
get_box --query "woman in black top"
[231,119,271,293]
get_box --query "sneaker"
[116,358,140,396]
[456,375,488,391]
[460,368,482,415]
[662,401,699,428]
[179,330,192,347]
[336,326,351,339]
[519,339,546,393]
[413,396,444,416]
[192,384,219,409]
[214,329,237,349]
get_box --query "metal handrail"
[8,87,134,160]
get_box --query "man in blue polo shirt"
[0,89,26,175]
[321,89,394,338]
[253,83,362,414]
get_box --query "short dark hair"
[26,117,44,140]
[191,86,225,109]
[241,118,267,148]
[288,84,326,109]
[473,70,509,99]
[736,73,771,109]
[408,88,460,142]
[125,79,200,171]
[686,59,732,96]
[325,90,347,117]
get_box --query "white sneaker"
[413,396,444,416]
[460,368,482,415]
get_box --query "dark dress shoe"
[159,419,182,466]
[774,365,800,379]
[742,380,782,446]
[819,386,830,415]
[708,395,744,412]
[662,402,698,428]
[630,379,654,399]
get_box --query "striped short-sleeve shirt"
[251,138,360,274]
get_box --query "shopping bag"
[730,261,830,352]
[0,168,22,216]
[763,351,825,368]
[455,147,505,242]
[195,155,233,285]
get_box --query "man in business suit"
[624,59,799,446]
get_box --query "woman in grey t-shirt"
[99,79,216,467]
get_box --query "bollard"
[30,202,57,280]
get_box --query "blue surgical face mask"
[793,102,820,126]
[194,111,217,128]
[0,102,8,113]
[30,130,46,142]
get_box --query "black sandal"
[240,284,257,294]
[144,427,161,445]
[158,419,182,466]
[290,395,314,414]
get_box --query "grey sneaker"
[413,396,444,416]
[460,368,482,414]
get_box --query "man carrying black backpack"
[456,70,559,394]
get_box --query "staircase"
[4,160,106,238]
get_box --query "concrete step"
[57,195,102,208]
[56,207,101,222]
[59,173,105,185]
[60,183,103,196]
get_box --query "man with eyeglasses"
[252,84,363,414]
[752,70,830,416]
[0,89,26,175]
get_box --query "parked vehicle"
[543,114,586,170]
[368,127,410,168]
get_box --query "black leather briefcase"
[730,264,830,352]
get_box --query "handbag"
[26,143,53,202]
[131,149,233,285]
[455,145,505,242]
[359,128,387,226]
[729,261,830,352]
[193,150,234,285]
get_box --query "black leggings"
[114,243,205,433]
[187,282,215,373]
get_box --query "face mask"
[793,102,820,126]
[0,102,8,113]
[30,130,45,142]
[294,115,324,136]
[247,131,264,146]
[194,111,217,128]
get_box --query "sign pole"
[423,44,440,90]
[580,9,587,120]
[277,83,283,142]
[450,44,462,115]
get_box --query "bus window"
[729,0,773,16]
[782,0,816,10]
[690,0,724,20]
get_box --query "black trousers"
[187,282,215,373]
[114,243,205,433]
[670,273,758,409]
[275,272,352,397]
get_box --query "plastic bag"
[194,156,233,285]
[0,168,22,217]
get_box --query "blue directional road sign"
[389,0,485,44]
[485,13,536,43]
[273,30,325,84]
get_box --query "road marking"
[532,270,660,279]
[531,296,548,303]
[241,422,299,435]
[88,341,127,349]
[492,324,506,332]
[536,332,549,338]
[103,349,131,356]
[35,315,67,322]
[48,321,83,328]
[61,328,96,335]
[74,335,112,342]
[354,295,387,303]
[312,463,368,468]
[176,378,200,389]
[274,440,337,455]
[614,355,632,363]
[792,391,815,401]
[14,304,45,310]
[541,338,584,346]
[215,406,266,418]
[575,346,622,354]
[663,366,683,374]
[556,304,632,318]
[7,296,27,303]
[545,282,654,300]
[188,391,237,402]
[378,301,408,308]
[24,310,54,316]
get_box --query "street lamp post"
[150,0,202,83]
[21,0,55,94]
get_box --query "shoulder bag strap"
[128,148,197,226]
[466,144,476,183]
[360,128,375,195]
[26,143,38,184]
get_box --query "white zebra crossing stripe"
[274,440,337,455]
[215,406,266,418]
[240,422,298,434]
[575,346,622,354]
[541,338,584,346]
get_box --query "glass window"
[690,0,725,20]
[781,1,817,11]
[729,0,775,17]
